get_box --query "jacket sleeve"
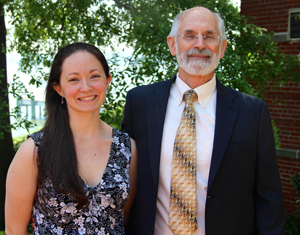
[254,101,285,234]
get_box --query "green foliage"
[5,0,120,73]
[285,174,300,235]
[0,68,10,140]
[1,0,300,230]
[0,66,36,140]
[291,174,300,214]
[12,131,29,151]
[6,74,37,138]
[2,0,300,134]
[271,119,280,149]
[113,0,300,97]
[285,214,300,235]
[0,95,10,140]
[13,126,42,151]
[27,222,34,234]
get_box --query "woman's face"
[54,50,112,116]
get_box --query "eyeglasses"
[177,34,222,46]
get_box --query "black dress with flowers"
[28,127,131,235]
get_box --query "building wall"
[264,81,300,150]
[241,0,300,54]
[278,157,300,214]
[241,0,300,215]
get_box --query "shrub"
[285,214,300,235]
[13,128,41,152]
[285,174,300,235]
[291,174,300,215]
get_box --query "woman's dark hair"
[38,42,110,208]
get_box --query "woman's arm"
[124,138,138,225]
[5,138,38,235]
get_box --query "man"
[122,7,285,235]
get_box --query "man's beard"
[176,45,221,76]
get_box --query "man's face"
[176,39,222,76]
[168,8,227,77]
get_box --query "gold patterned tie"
[169,89,198,235]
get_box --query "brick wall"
[241,0,300,54]
[241,0,300,215]
[264,82,300,149]
[278,157,300,214]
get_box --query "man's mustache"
[186,48,213,56]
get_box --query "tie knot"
[183,90,198,103]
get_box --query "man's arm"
[254,101,285,234]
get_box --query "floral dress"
[28,127,131,235]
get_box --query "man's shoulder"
[233,89,264,107]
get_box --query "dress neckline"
[79,127,116,189]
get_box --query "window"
[288,9,300,41]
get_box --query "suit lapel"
[147,76,176,191]
[207,80,239,191]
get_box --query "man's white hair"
[168,7,227,40]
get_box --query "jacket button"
[149,229,153,235]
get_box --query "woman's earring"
[61,96,64,104]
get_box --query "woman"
[5,42,137,234]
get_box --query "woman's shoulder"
[8,136,38,178]
[112,127,132,150]
[112,126,130,141]
[27,129,44,147]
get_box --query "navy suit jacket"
[122,75,285,235]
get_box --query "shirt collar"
[174,73,216,108]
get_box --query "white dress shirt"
[154,74,217,235]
